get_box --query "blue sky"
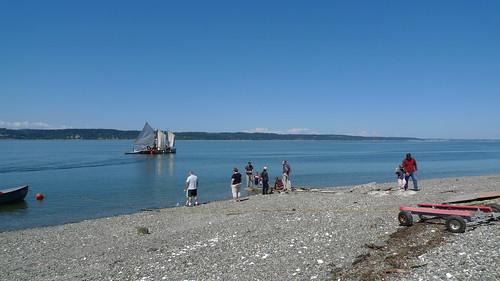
[1,0,499,139]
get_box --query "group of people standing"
[184,160,293,206]
[184,153,419,207]
[242,162,270,194]
[230,160,292,202]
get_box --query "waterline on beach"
[1,139,500,231]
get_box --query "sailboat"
[126,122,176,154]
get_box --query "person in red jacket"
[402,153,418,191]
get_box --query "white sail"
[157,130,167,150]
[167,131,175,148]
[134,122,155,151]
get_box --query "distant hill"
[176,132,418,141]
[0,128,418,141]
[0,128,138,140]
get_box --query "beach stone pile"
[392,223,500,281]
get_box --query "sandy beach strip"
[1,175,499,281]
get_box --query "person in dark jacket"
[261,167,269,195]
[231,168,242,202]
[402,153,418,191]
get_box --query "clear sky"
[1,0,499,139]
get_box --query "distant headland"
[0,128,418,141]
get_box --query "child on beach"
[274,177,284,191]
[254,172,260,186]
[395,165,406,190]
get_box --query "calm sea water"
[1,140,500,231]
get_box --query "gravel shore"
[1,175,499,281]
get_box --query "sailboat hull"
[125,148,176,155]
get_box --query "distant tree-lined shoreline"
[0,128,418,141]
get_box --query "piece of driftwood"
[444,190,500,203]
[385,268,407,274]
[295,188,340,193]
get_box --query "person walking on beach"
[184,170,198,206]
[261,166,269,195]
[402,153,418,191]
[245,162,254,188]
[282,160,291,192]
[231,168,242,202]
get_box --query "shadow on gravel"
[330,223,450,281]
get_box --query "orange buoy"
[35,193,45,201]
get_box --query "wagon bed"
[398,203,499,233]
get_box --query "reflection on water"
[167,154,175,176]
[155,155,163,175]
[0,200,28,212]
[139,154,176,176]
[132,154,178,201]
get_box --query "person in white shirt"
[184,170,198,207]
[282,160,292,192]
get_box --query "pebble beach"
[1,175,499,281]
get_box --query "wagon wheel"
[487,203,500,213]
[398,211,413,226]
[445,216,466,233]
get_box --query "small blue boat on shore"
[0,185,29,205]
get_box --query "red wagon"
[398,203,500,233]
